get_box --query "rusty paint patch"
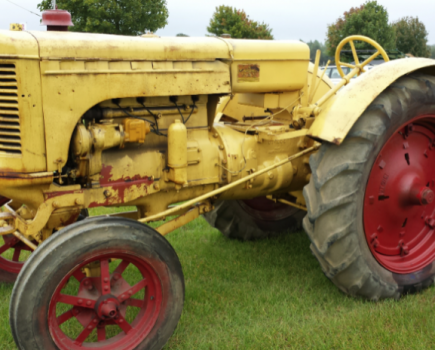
[45,190,83,199]
[100,164,154,186]
[237,64,260,83]
[89,164,155,208]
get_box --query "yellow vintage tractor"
[1,11,435,349]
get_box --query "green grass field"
[0,208,434,349]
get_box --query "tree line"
[37,0,434,61]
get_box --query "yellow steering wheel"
[335,35,390,78]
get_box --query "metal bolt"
[88,326,93,330]
[219,145,224,150]
[213,133,218,138]
[103,190,111,198]
[84,280,89,286]
[153,183,160,190]
[114,275,120,281]
[86,301,91,306]
[88,286,93,291]
[93,319,98,324]
[119,319,124,323]
[104,286,109,291]
[420,187,434,205]
[104,277,109,283]
[128,291,133,296]
[78,299,83,305]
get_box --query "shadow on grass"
[165,217,435,350]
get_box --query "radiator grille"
[0,63,21,155]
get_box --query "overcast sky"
[1,0,435,44]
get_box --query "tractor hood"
[1,30,309,62]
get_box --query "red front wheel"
[0,198,36,283]
[0,234,36,283]
[10,218,184,350]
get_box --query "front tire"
[304,74,435,300]
[10,217,184,350]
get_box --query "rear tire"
[303,74,435,300]
[204,197,305,240]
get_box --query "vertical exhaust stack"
[41,5,73,31]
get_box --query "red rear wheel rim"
[364,115,435,274]
[0,234,35,274]
[48,252,162,350]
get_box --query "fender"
[308,58,435,145]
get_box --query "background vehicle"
[1,17,435,349]
[322,49,406,85]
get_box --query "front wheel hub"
[96,298,119,319]
[364,116,435,273]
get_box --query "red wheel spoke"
[114,314,133,334]
[97,326,106,341]
[12,248,21,262]
[56,294,96,308]
[114,259,130,275]
[100,259,111,295]
[56,309,74,325]
[72,269,86,283]
[0,243,10,255]
[74,319,97,346]
[126,298,143,308]
[117,279,147,302]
